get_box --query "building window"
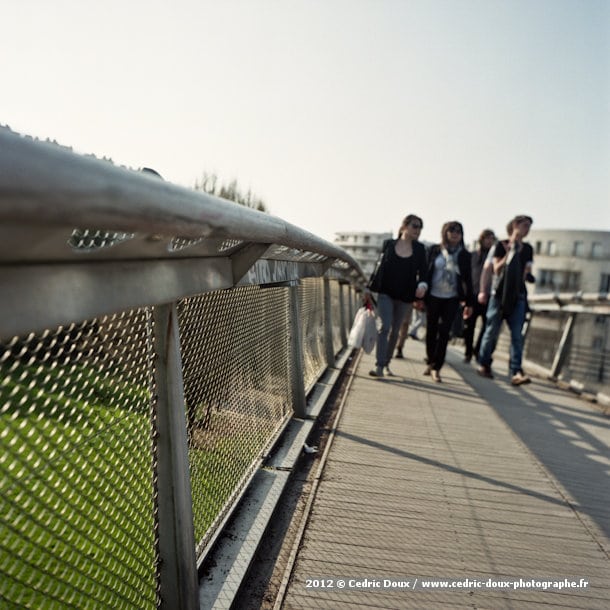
[600,273,610,293]
[592,242,603,258]
[592,336,604,350]
[573,241,584,257]
[547,241,557,256]
[538,269,555,290]
[535,241,542,255]
[537,269,580,291]
[564,272,581,291]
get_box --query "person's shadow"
[448,350,610,542]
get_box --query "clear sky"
[3,0,609,245]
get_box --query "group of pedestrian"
[365,213,534,386]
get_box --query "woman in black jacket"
[367,215,428,377]
[424,221,474,382]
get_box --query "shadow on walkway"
[334,428,571,510]
[447,348,610,546]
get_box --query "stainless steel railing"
[0,127,365,609]
[486,292,610,396]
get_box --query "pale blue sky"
[2,0,608,245]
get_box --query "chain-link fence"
[0,279,359,608]
[299,279,327,393]
[178,285,292,558]
[526,310,609,393]
[0,311,159,609]
[524,311,569,369]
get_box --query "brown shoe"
[477,365,494,379]
[423,365,432,376]
[431,369,442,383]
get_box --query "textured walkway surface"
[281,342,610,609]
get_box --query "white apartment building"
[524,230,610,386]
[334,231,393,277]
[526,229,610,295]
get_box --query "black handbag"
[367,240,392,292]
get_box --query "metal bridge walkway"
[280,341,610,609]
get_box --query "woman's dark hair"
[398,214,423,236]
[478,229,495,246]
[441,221,465,247]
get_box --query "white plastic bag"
[348,307,367,348]
[348,307,378,354]
[361,311,377,354]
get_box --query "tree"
[194,172,267,212]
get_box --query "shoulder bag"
[367,240,393,293]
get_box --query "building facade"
[334,231,393,277]
[527,229,610,295]
[524,230,610,388]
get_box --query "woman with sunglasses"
[424,221,474,382]
[367,215,428,377]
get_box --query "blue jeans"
[478,294,527,375]
[375,294,412,368]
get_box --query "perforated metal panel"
[0,311,159,609]
[298,279,326,392]
[177,285,292,555]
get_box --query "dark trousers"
[462,301,488,359]
[426,296,460,371]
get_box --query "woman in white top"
[423,221,474,382]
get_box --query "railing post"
[348,286,355,328]
[550,312,577,380]
[599,318,609,383]
[289,284,307,418]
[339,282,347,347]
[153,303,199,610]
[323,277,335,367]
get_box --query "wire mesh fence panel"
[563,314,609,393]
[0,311,159,609]
[177,286,291,555]
[524,311,568,369]
[330,280,343,356]
[298,278,326,393]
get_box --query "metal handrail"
[528,291,610,314]
[0,127,365,342]
[0,127,363,269]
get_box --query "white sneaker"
[511,371,531,386]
